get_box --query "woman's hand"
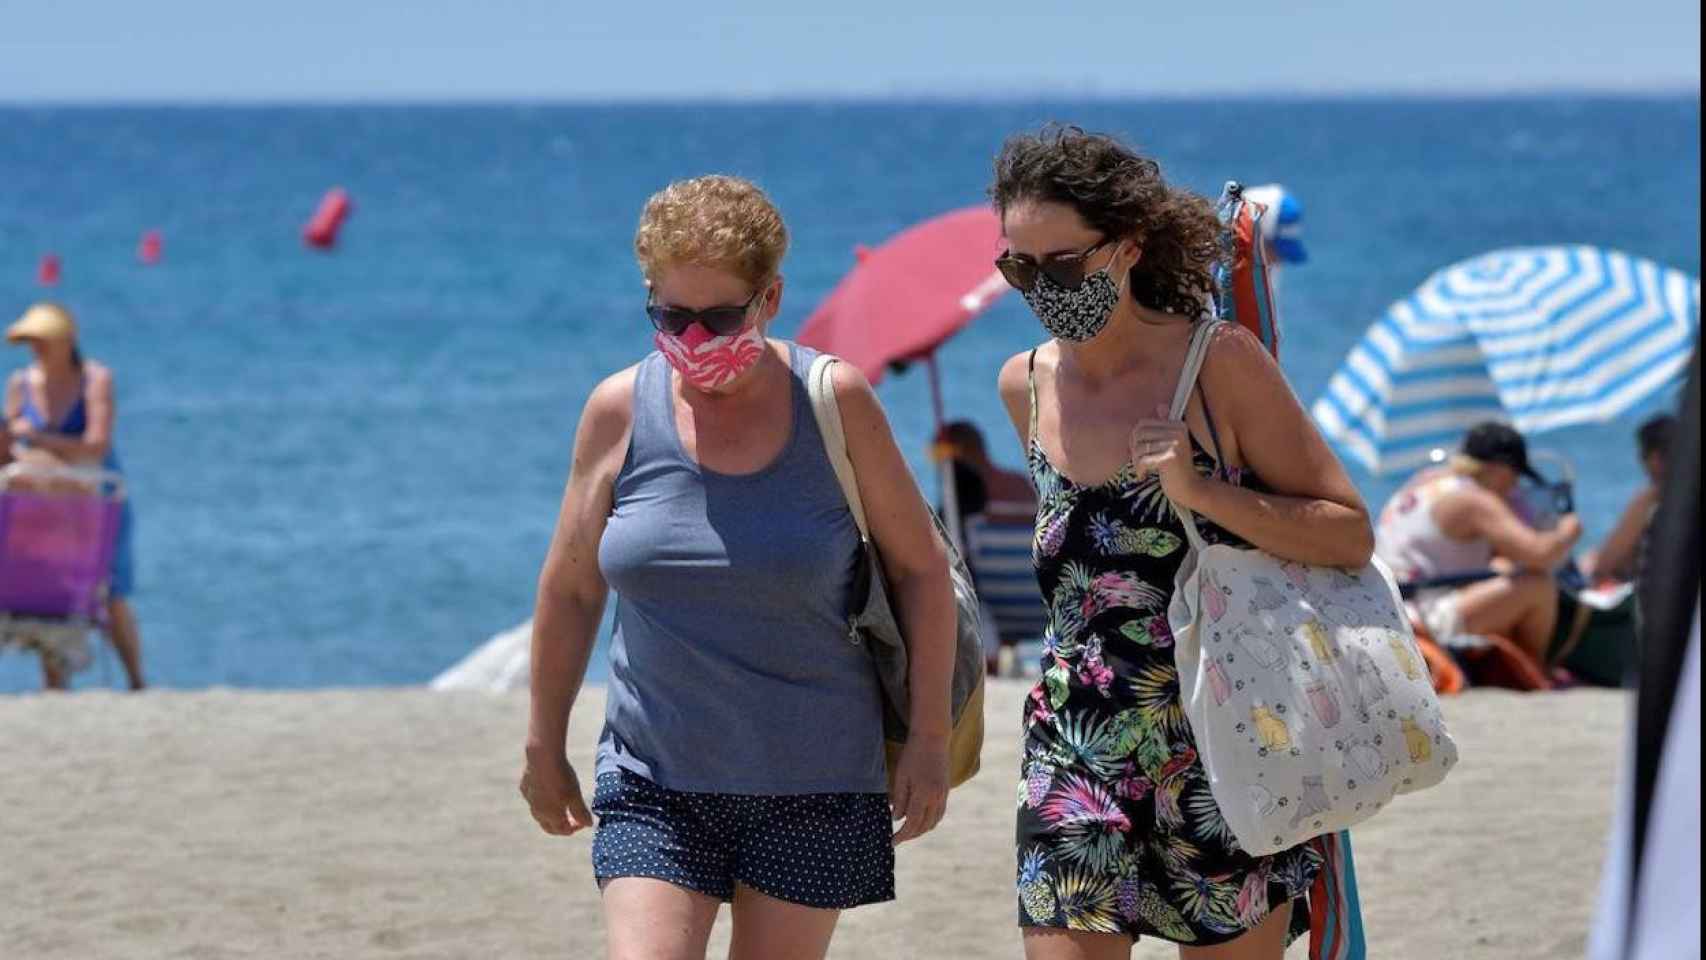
[1130,404,1205,508]
[8,417,35,440]
[519,749,593,837]
[888,732,949,845]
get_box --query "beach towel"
[1309,830,1368,960]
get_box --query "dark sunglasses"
[645,289,764,337]
[994,238,1115,293]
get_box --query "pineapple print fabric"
[1016,357,1322,946]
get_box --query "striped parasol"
[1313,245,1700,475]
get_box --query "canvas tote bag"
[1166,321,1458,856]
[806,354,986,789]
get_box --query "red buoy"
[37,253,61,286]
[138,230,163,265]
[303,188,352,249]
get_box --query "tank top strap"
[628,352,688,468]
[783,340,812,408]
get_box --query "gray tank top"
[595,342,886,794]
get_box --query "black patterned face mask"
[1021,263,1124,342]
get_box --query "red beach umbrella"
[796,206,1009,391]
[796,206,1012,550]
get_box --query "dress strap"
[1026,349,1039,443]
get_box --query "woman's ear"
[759,275,785,324]
[1121,239,1143,271]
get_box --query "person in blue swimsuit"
[5,302,145,690]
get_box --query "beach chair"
[0,462,126,677]
[963,512,1048,672]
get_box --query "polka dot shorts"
[590,770,896,910]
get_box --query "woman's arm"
[25,366,115,464]
[832,361,954,842]
[1133,326,1374,568]
[1581,486,1658,582]
[3,372,20,424]
[520,368,634,836]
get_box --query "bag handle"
[1166,320,1224,552]
[806,354,872,539]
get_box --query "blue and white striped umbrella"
[1313,245,1700,475]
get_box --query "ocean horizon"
[2,95,1698,692]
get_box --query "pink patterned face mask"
[654,320,768,391]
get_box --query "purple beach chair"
[0,463,125,670]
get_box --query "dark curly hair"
[989,125,1219,319]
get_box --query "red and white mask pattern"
[655,321,767,391]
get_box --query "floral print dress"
[1016,354,1323,946]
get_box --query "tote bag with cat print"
[1166,321,1458,857]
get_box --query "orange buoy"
[303,188,352,249]
[138,230,163,265]
[37,253,61,286]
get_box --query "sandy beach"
[2,680,1622,959]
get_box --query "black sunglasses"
[645,289,764,337]
[995,238,1115,293]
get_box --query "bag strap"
[807,354,871,539]
[1167,320,1224,552]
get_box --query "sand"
[1,681,1623,959]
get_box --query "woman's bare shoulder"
[1198,323,1293,403]
[577,365,640,457]
[998,342,1050,402]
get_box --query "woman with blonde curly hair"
[519,175,956,960]
[989,128,1373,960]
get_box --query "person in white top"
[1375,422,1582,661]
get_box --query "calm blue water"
[1,98,1698,693]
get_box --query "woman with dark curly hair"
[989,127,1374,959]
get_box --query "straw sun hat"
[6,302,79,344]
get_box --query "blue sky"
[1,0,1699,101]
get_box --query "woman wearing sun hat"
[5,302,145,690]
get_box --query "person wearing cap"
[1375,421,1583,661]
[4,302,145,690]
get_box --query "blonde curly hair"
[634,175,789,288]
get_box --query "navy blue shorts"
[590,770,895,910]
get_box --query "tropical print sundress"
[1015,352,1323,946]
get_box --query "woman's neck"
[1058,299,1191,383]
[35,354,79,384]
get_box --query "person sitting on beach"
[1579,413,1673,585]
[5,302,145,691]
[931,420,1041,674]
[934,419,1036,527]
[1376,421,1582,661]
[518,175,956,960]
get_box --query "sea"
[0,97,1698,693]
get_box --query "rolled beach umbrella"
[1312,245,1700,475]
[1240,183,1306,265]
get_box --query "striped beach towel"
[1309,830,1368,960]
